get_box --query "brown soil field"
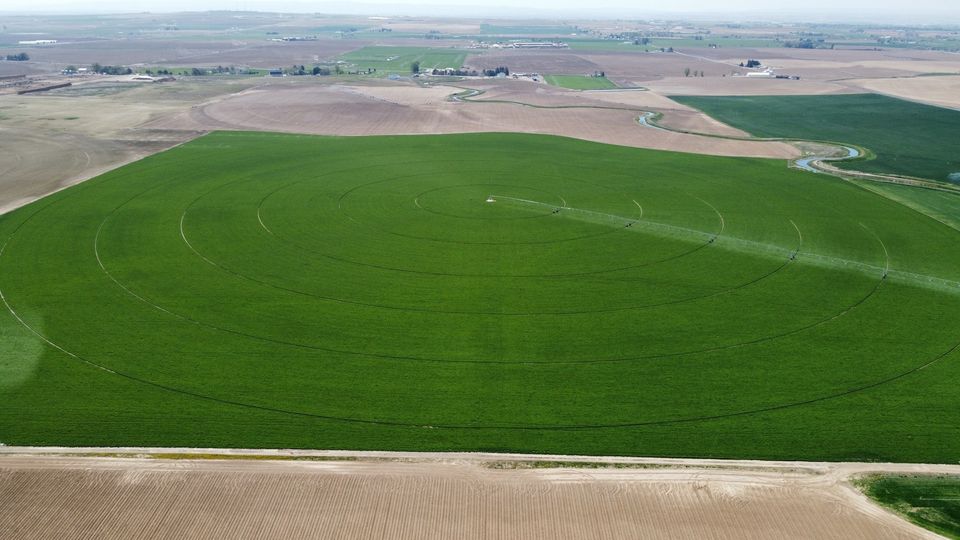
[0,77,261,214]
[464,82,749,137]
[490,47,960,92]
[579,48,960,88]
[466,50,604,75]
[575,90,751,136]
[0,75,795,215]
[690,47,960,65]
[385,21,482,33]
[166,40,368,68]
[579,52,740,82]
[844,76,960,110]
[0,63,44,77]
[145,80,797,159]
[439,79,749,136]
[0,39,366,70]
[0,450,950,540]
[641,76,855,96]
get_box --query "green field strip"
[672,93,960,183]
[858,474,960,539]
[544,74,618,90]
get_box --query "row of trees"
[284,64,376,76]
[482,66,509,77]
[4,52,29,61]
[90,63,132,75]
[683,68,706,77]
[783,38,834,49]
[431,68,478,76]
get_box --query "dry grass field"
[0,452,949,540]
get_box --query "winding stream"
[794,146,861,173]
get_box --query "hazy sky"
[1,0,957,24]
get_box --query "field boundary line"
[452,85,960,195]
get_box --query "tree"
[411,61,420,74]
[5,52,29,61]
[684,67,691,77]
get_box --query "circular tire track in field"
[5,224,958,430]
[0,137,935,432]
[99,179,887,367]
[259,176,724,278]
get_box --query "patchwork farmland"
[5,10,960,537]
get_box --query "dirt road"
[0,448,952,539]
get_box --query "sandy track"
[147,81,797,159]
[0,449,949,540]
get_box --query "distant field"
[1,132,960,461]
[567,38,781,51]
[857,475,960,538]
[338,46,467,74]
[544,74,617,90]
[480,24,574,35]
[673,93,960,182]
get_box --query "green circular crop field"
[1,132,959,461]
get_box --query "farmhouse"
[511,42,569,49]
[745,68,775,78]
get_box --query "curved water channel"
[638,111,860,174]
[794,146,861,173]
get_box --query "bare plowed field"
[1,40,366,70]
[0,453,944,540]
[146,82,797,158]
[0,78,264,214]
[0,129,144,215]
[466,50,603,75]
[845,75,960,110]
[643,76,855,96]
